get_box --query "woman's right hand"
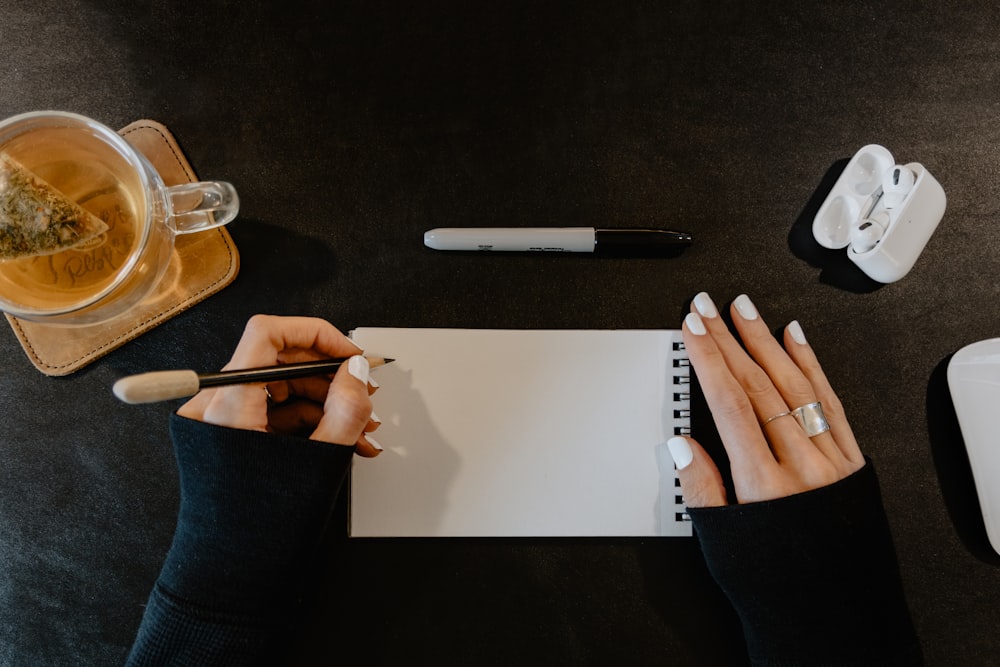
[177,314,383,457]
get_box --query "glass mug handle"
[165,181,240,234]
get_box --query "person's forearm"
[688,462,922,666]
[127,415,354,665]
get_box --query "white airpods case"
[812,144,946,283]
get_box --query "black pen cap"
[593,229,692,257]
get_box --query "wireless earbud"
[850,166,915,253]
[881,165,915,209]
[850,210,889,253]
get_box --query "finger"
[228,314,361,369]
[266,366,379,406]
[682,310,777,475]
[667,436,727,508]
[366,411,383,433]
[784,321,865,472]
[730,295,816,411]
[266,384,382,441]
[266,376,334,405]
[311,355,373,446]
[181,384,269,431]
[691,294,831,485]
[177,388,214,421]
[728,295,840,463]
[691,293,792,429]
[355,432,384,458]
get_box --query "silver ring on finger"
[763,410,793,426]
[791,401,830,437]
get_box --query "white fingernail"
[370,411,382,425]
[788,320,807,345]
[368,375,380,389]
[733,294,759,321]
[366,434,384,451]
[693,292,718,318]
[684,312,706,336]
[348,355,370,383]
[667,437,694,470]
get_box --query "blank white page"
[349,328,692,538]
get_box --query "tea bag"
[0,152,109,260]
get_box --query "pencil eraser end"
[113,370,200,404]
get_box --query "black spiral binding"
[672,340,692,523]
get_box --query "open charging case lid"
[811,144,946,283]
[813,144,895,250]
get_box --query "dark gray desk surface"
[2,2,998,664]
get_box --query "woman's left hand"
[668,293,865,507]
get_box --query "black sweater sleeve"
[126,414,354,666]
[687,461,922,667]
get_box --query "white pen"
[423,227,692,256]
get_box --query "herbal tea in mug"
[0,111,238,325]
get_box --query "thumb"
[311,355,373,449]
[667,436,728,508]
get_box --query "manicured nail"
[667,436,694,470]
[787,320,807,345]
[733,294,759,321]
[693,292,718,318]
[365,434,384,451]
[348,355,370,383]
[370,411,382,425]
[368,375,380,389]
[684,312,706,336]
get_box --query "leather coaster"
[5,120,240,376]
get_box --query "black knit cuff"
[687,462,921,666]
[159,414,354,616]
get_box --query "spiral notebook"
[348,328,692,537]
